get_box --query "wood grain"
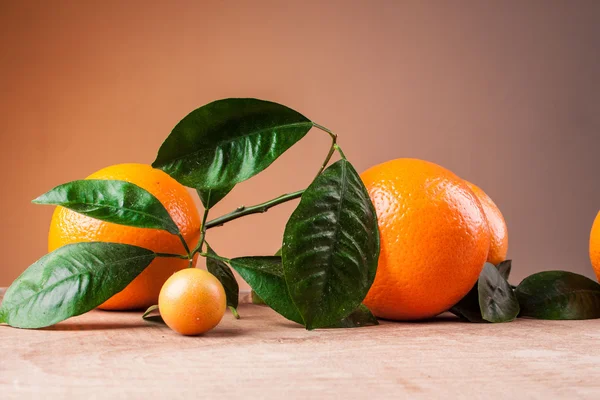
[1,288,600,399]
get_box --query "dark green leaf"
[0,243,155,328]
[152,98,313,190]
[33,180,180,235]
[206,245,239,314]
[326,304,379,329]
[496,260,512,281]
[449,284,484,323]
[274,248,282,257]
[197,186,235,210]
[516,271,600,320]
[478,263,520,322]
[229,256,303,324]
[282,159,380,329]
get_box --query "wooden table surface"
[1,288,600,399]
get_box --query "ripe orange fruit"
[465,181,508,265]
[361,158,491,320]
[158,268,226,335]
[48,163,200,310]
[590,212,600,281]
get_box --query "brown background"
[1,1,600,288]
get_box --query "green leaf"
[229,256,303,324]
[449,284,484,323]
[326,304,379,329]
[152,98,313,190]
[33,180,180,235]
[496,260,512,281]
[197,186,235,210]
[282,159,380,329]
[515,271,600,320]
[478,263,520,322]
[142,304,159,319]
[206,245,239,315]
[0,243,155,328]
[142,305,165,323]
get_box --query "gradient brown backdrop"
[1,1,600,288]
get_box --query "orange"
[158,268,226,335]
[465,181,508,265]
[48,163,200,310]
[590,212,600,281]
[361,158,491,320]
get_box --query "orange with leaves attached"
[361,158,491,320]
[158,268,227,335]
[48,163,200,310]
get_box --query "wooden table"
[1,288,599,399]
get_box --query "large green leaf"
[33,180,180,235]
[516,271,600,320]
[229,256,303,324]
[478,263,520,322]
[282,159,380,329]
[206,245,239,316]
[0,243,155,328]
[152,98,313,190]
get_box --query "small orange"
[590,212,600,281]
[465,181,508,265]
[48,163,200,310]
[158,268,226,335]
[361,158,490,320]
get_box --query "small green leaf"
[478,263,520,322]
[153,98,313,190]
[496,260,512,281]
[142,305,159,319]
[516,271,600,320]
[206,245,239,315]
[229,256,303,324]
[142,305,164,324]
[0,243,156,328]
[33,180,180,235]
[197,186,235,210]
[282,159,380,329]
[326,304,379,329]
[449,284,484,323]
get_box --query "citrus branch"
[176,233,191,257]
[204,190,304,229]
[313,123,337,177]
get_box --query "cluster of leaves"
[0,99,380,330]
[449,260,600,322]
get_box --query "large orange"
[361,158,491,320]
[590,212,600,281]
[48,163,200,310]
[465,181,508,265]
